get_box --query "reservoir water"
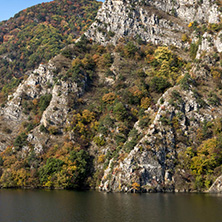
[0,190,221,222]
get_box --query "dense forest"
[0,0,101,101]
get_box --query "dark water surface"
[0,190,222,222]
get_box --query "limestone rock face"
[209,175,222,193]
[99,84,222,192]
[85,0,219,46]
[2,64,54,121]
[215,31,222,53]
[85,0,222,192]
[196,31,222,59]
[84,0,222,192]
[0,56,84,152]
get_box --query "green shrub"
[139,116,150,128]
[40,125,48,133]
[149,76,171,93]
[48,126,59,135]
[105,69,115,78]
[61,48,73,59]
[14,133,28,150]
[107,31,115,37]
[124,138,137,153]
[190,42,199,59]
[180,73,195,90]
[207,92,220,106]
[128,128,138,138]
[93,136,106,147]
[159,115,170,125]
[0,156,3,166]
[115,134,126,145]
[113,102,127,121]
[39,94,52,112]
[39,158,64,184]
[26,123,34,132]
[192,90,207,108]
[101,53,113,67]
[124,42,138,58]
[69,149,90,187]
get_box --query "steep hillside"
[0,0,101,101]
[1,0,222,193]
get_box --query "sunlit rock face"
[85,0,219,46]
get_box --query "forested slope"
[0,0,101,101]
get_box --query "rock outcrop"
[85,0,219,46]
[84,0,222,192]
[0,55,85,152]
[209,175,222,193]
[99,83,222,192]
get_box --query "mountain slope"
[1,0,222,192]
[0,0,101,101]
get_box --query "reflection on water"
[0,190,222,222]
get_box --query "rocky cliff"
[99,81,222,192]
[85,0,220,46]
[0,53,85,153]
[86,0,222,192]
